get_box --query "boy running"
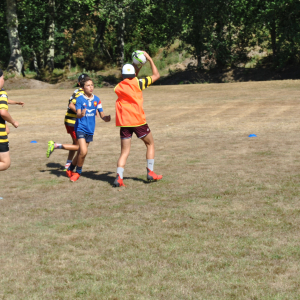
[6,99,24,135]
[0,69,19,171]
[47,74,88,170]
[66,77,111,182]
[113,51,162,187]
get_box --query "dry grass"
[1,80,300,299]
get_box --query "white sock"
[147,159,154,171]
[117,167,124,179]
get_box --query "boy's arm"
[133,64,142,77]
[69,102,76,113]
[75,97,86,118]
[99,111,111,122]
[76,108,86,118]
[8,99,25,106]
[0,109,19,128]
[143,51,160,83]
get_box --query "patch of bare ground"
[4,77,56,90]
[1,81,300,299]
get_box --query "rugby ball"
[132,50,147,66]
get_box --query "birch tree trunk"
[31,46,40,76]
[46,0,55,73]
[64,28,76,72]
[6,0,24,74]
[116,8,125,67]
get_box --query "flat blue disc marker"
[248,134,257,137]
[30,141,37,143]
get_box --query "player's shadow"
[41,162,149,184]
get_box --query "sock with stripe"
[65,160,72,169]
[54,143,63,149]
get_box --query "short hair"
[81,76,93,86]
[78,73,89,87]
[0,69,3,78]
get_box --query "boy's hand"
[143,51,151,61]
[103,115,111,122]
[81,108,86,117]
[12,121,19,128]
[18,102,25,107]
[133,63,142,73]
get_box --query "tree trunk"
[116,9,125,67]
[94,20,106,53]
[270,20,277,58]
[46,0,55,73]
[64,28,76,72]
[6,0,24,74]
[94,19,112,61]
[31,46,40,76]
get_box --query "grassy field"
[1,80,300,299]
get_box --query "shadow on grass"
[41,162,150,184]
[158,65,300,85]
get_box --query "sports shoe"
[66,169,75,178]
[47,141,55,158]
[113,174,125,187]
[147,168,163,181]
[70,172,80,182]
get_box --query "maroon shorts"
[120,124,151,139]
[65,124,77,140]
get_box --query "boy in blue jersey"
[66,77,111,182]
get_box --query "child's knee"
[80,149,88,158]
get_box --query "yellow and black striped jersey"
[64,88,84,127]
[0,89,8,143]
[138,76,153,90]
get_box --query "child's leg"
[0,152,11,171]
[47,141,79,159]
[77,138,89,168]
[69,139,89,182]
[117,138,132,168]
[64,137,78,170]
[67,138,78,159]
[113,138,131,187]
[66,135,78,163]
[141,132,162,181]
[141,132,155,159]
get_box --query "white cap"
[122,64,135,79]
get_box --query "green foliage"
[1,0,300,75]
[0,1,10,68]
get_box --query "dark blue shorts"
[76,131,93,143]
[0,142,9,153]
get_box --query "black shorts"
[120,124,151,139]
[0,142,9,153]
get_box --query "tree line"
[1,0,300,76]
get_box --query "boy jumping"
[0,69,19,171]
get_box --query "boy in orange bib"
[113,51,162,187]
